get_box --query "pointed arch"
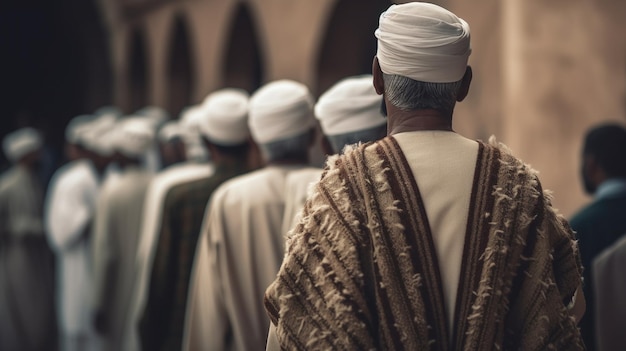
[166,15,195,118]
[315,0,389,95]
[222,3,263,93]
[128,28,149,112]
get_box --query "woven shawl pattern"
[264,136,584,350]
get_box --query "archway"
[222,4,263,93]
[315,0,388,96]
[166,15,194,118]
[128,29,149,112]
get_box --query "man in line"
[281,74,388,236]
[124,113,214,351]
[569,123,626,349]
[0,128,56,351]
[265,3,585,350]
[136,88,252,351]
[46,115,114,351]
[183,80,317,350]
[90,117,155,351]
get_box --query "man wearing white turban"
[90,116,157,351]
[45,114,115,351]
[0,128,56,351]
[265,3,585,350]
[280,74,388,241]
[182,80,318,351]
[129,89,253,351]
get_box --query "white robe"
[124,162,214,351]
[0,165,56,350]
[91,165,152,351]
[183,165,314,351]
[593,234,626,351]
[45,159,100,335]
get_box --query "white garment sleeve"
[45,170,97,252]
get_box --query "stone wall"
[98,0,626,216]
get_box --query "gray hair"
[259,130,313,162]
[326,124,387,154]
[382,73,462,114]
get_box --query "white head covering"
[65,114,97,145]
[3,127,42,162]
[179,105,209,162]
[134,106,170,128]
[199,88,250,146]
[158,121,185,143]
[248,80,315,144]
[112,117,156,159]
[375,2,471,83]
[76,112,118,157]
[315,75,386,136]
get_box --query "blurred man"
[183,80,317,351]
[157,121,187,169]
[46,115,114,351]
[0,128,56,351]
[281,74,388,236]
[265,3,585,350]
[90,117,155,351]
[569,123,626,350]
[135,89,252,351]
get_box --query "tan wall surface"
[99,0,626,215]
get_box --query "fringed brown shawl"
[264,136,584,350]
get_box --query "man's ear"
[372,56,385,95]
[457,66,473,102]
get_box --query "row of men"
[0,75,388,351]
[3,2,626,349]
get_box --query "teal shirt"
[570,178,626,350]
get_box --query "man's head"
[248,80,315,164]
[158,121,187,168]
[373,2,472,117]
[315,75,387,154]
[580,123,626,194]
[198,88,250,161]
[2,127,43,169]
[110,116,156,167]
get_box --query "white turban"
[199,88,250,146]
[158,121,185,143]
[134,106,170,128]
[315,75,385,136]
[112,117,156,158]
[3,128,42,162]
[81,113,118,156]
[65,115,97,145]
[248,80,315,144]
[375,2,471,83]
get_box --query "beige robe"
[124,162,213,351]
[0,165,56,350]
[91,165,152,351]
[183,165,314,351]
[593,234,626,351]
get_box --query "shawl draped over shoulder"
[264,136,584,350]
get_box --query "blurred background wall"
[1,0,625,216]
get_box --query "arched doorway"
[222,4,263,93]
[315,0,388,96]
[166,15,194,118]
[128,29,149,112]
